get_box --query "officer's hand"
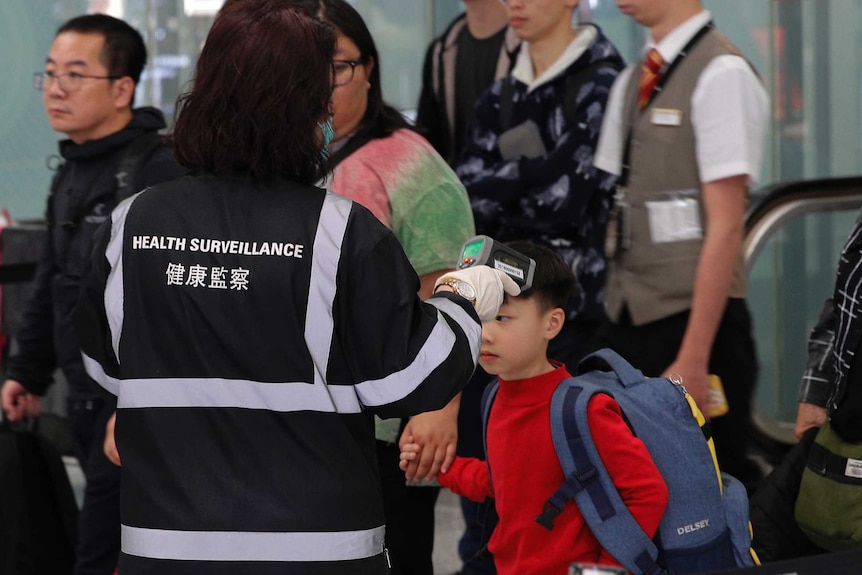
[1,379,41,421]
[435,266,520,322]
[104,412,121,467]
[398,396,459,481]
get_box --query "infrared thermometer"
[457,235,536,291]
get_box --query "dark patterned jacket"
[456,25,624,323]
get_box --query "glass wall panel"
[0,1,62,219]
[344,1,431,115]
[779,1,862,183]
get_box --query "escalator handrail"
[744,177,862,272]
[746,175,862,229]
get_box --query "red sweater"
[440,365,668,574]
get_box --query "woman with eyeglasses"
[315,1,476,574]
[73,1,518,574]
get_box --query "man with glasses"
[1,13,183,575]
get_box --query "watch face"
[455,280,476,301]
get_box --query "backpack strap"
[433,14,467,151]
[480,378,500,487]
[807,441,862,486]
[499,29,521,79]
[536,382,613,530]
[577,348,644,387]
[546,377,667,575]
[115,131,165,202]
[326,133,376,171]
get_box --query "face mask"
[319,118,335,156]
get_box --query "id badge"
[645,192,702,243]
[651,108,683,127]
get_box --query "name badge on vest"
[651,108,683,127]
[645,191,702,243]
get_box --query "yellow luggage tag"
[707,375,729,418]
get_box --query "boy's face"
[504,0,579,44]
[479,294,562,381]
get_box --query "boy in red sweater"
[401,241,669,574]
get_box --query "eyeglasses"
[333,59,365,87]
[34,71,122,93]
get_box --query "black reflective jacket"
[74,174,480,573]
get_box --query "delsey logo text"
[677,519,710,535]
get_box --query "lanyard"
[617,22,714,188]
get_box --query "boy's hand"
[398,397,459,481]
[399,437,437,480]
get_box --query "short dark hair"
[505,241,576,311]
[172,0,336,182]
[315,0,410,139]
[57,14,147,85]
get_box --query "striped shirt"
[799,210,862,418]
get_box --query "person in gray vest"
[593,0,768,490]
[1,14,184,575]
[415,0,519,167]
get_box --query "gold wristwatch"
[436,278,476,305]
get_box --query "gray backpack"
[482,349,758,574]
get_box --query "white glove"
[435,266,521,322]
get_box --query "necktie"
[638,48,665,110]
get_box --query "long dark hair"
[172,0,336,183]
[315,0,410,140]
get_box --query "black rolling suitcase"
[0,416,78,575]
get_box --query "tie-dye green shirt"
[329,128,475,443]
[329,128,475,278]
